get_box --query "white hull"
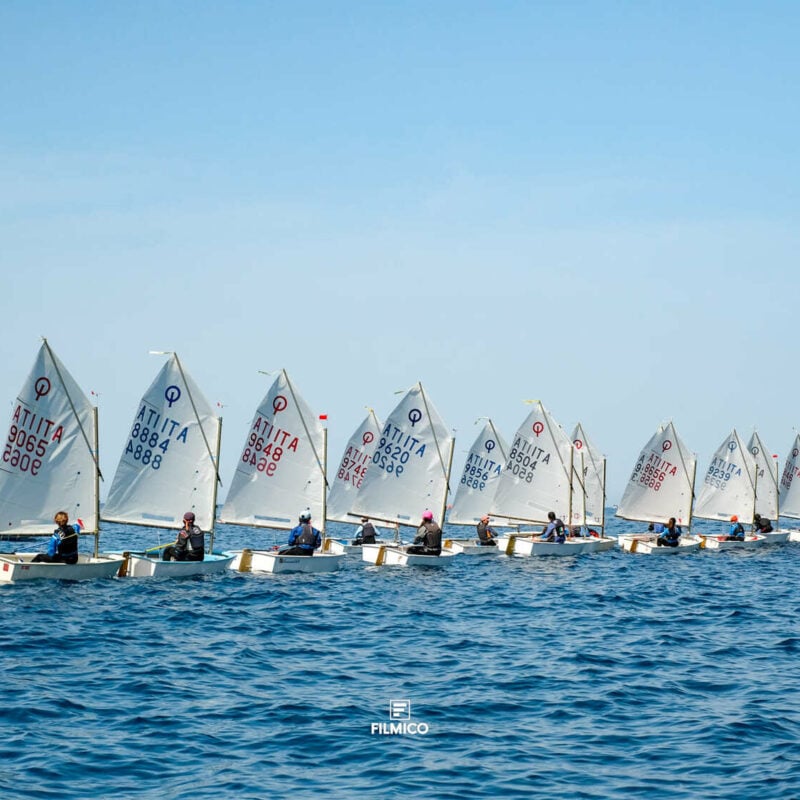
[701,534,767,550]
[228,549,343,574]
[322,539,395,556]
[115,552,235,578]
[761,529,790,545]
[442,538,499,555]
[0,553,124,583]
[787,529,800,543]
[361,543,454,567]
[617,534,703,554]
[497,534,615,557]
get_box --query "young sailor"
[406,510,443,555]
[540,512,566,543]
[725,515,745,541]
[281,511,322,556]
[656,517,681,547]
[32,511,79,564]
[351,516,377,546]
[476,514,497,546]
[163,512,205,561]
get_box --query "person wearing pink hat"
[406,510,442,556]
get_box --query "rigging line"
[282,369,329,488]
[487,418,509,463]
[418,383,450,493]
[173,353,222,486]
[42,338,103,481]
[669,421,697,510]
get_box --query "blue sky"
[2,1,798,507]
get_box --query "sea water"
[1,514,799,799]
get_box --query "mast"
[93,406,100,558]
[440,437,456,526]
[208,417,222,553]
[321,424,328,537]
[600,457,607,531]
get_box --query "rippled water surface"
[2,515,800,799]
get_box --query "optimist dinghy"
[0,340,123,582]
[219,370,343,574]
[441,419,507,556]
[101,352,234,577]
[492,403,615,557]
[351,383,455,567]
[616,422,702,554]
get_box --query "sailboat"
[569,423,609,536]
[747,431,789,544]
[101,352,234,577]
[616,422,703,554]
[694,429,766,550]
[778,434,800,542]
[441,419,507,555]
[492,402,615,557]
[219,370,343,574]
[352,383,456,567]
[0,340,123,582]
[322,409,388,555]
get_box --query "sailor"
[540,512,566,543]
[32,511,79,564]
[163,511,205,561]
[406,510,443,555]
[726,515,745,541]
[476,514,497,546]
[753,513,773,534]
[351,516,377,546]
[281,511,322,556]
[656,518,681,547]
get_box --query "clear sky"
[2,1,798,507]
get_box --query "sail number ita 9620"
[372,438,411,477]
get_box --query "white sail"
[0,340,99,534]
[101,354,221,532]
[219,370,325,530]
[747,431,779,521]
[326,410,382,523]
[448,420,508,525]
[490,402,573,524]
[351,383,454,526]
[616,422,695,526]
[693,429,757,523]
[570,423,606,528]
[779,434,800,519]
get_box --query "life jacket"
[360,522,376,543]
[731,522,745,538]
[663,527,680,542]
[56,525,79,563]
[186,525,205,553]
[296,523,318,548]
[419,521,442,551]
[476,521,493,542]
